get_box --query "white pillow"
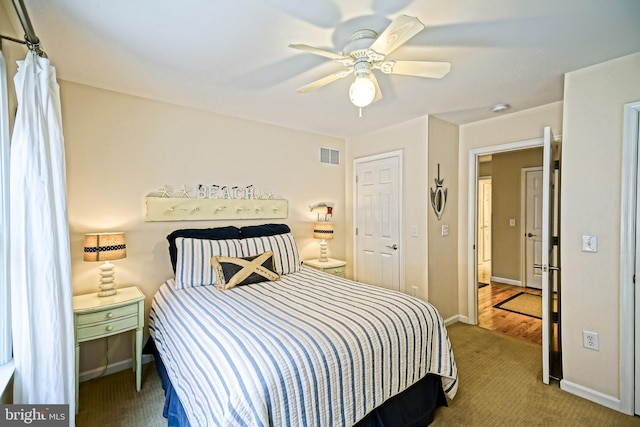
[241,232,301,275]
[174,237,243,289]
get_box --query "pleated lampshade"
[84,232,126,297]
[83,232,127,261]
[313,222,334,240]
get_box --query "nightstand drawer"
[76,315,139,341]
[323,266,346,277]
[304,258,347,277]
[76,303,138,326]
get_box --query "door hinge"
[355,227,358,236]
[355,175,358,183]
[554,160,560,170]
[552,236,559,246]
[553,311,559,323]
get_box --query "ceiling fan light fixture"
[349,75,376,108]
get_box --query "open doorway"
[470,130,562,383]
[477,158,492,287]
[475,148,545,345]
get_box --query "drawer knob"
[106,312,114,318]
[106,326,113,331]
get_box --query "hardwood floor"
[478,282,543,345]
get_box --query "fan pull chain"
[359,107,363,118]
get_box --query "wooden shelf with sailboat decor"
[144,196,288,222]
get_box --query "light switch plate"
[581,235,597,252]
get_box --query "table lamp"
[313,222,334,262]
[84,232,126,297]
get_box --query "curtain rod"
[0,0,46,57]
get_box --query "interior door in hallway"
[524,168,543,289]
[354,153,401,291]
[477,178,492,284]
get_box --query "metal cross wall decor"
[430,163,447,220]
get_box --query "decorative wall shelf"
[145,197,288,222]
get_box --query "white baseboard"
[560,379,623,413]
[443,314,463,326]
[457,315,470,324]
[79,354,154,383]
[490,276,522,286]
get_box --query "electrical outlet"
[583,331,600,351]
[411,286,418,297]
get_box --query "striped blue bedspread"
[149,267,458,427]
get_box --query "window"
[0,51,12,367]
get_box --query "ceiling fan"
[289,15,451,109]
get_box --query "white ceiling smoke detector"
[491,103,510,113]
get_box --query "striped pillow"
[241,232,301,275]
[174,237,243,289]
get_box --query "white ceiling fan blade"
[378,60,451,78]
[289,44,347,60]
[296,69,353,93]
[368,15,425,57]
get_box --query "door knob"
[386,244,398,250]
[527,233,536,238]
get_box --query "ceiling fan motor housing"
[343,29,378,59]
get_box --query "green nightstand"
[73,286,144,411]
[304,258,347,278]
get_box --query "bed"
[147,224,458,426]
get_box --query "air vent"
[320,147,340,165]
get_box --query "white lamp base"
[318,239,328,262]
[98,261,118,297]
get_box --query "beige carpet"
[76,362,165,426]
[75,323,640,426]
[432,323,640,426]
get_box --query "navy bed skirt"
[145,339,447,427]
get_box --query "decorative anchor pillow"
[211,251,281,290]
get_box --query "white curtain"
[10,51,75,420]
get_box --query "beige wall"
[457,101,564,316]
[60,81,346,372]
[560,52,640,400]
[478,158,492,177]
[345,115,460,319]
[427,117,459,319]
[346,117,429,299]
[491,148,543,282]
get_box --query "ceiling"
[3,0,640,138]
